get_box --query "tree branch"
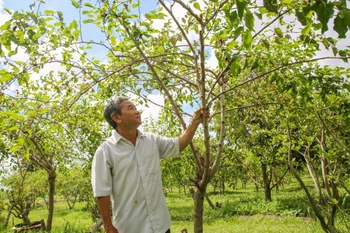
[153,65,198,87]
[204,0,230,26]
[210,82,226,178]
[287,122,329,230]
[159,0,197,56]
[317,112,350,155]
[208,56,350,106]
[173,0,202,23]
[210,102,280,120]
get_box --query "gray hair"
[104,96,129,129]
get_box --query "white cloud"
[150,0,199,46]
[0,0,10,23]
[142,93,164,119]
[130,93,165,131]
[131,92,164,120]
[206,49,218,69]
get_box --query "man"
[91,96,209,233]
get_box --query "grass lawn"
[0,179,346,232]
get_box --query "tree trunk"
[261,162,272,201]
[220,176,225,195]
[328,180,339,227]
[46,170,56,231]
[304,153,323,203]
[287,125,339,233]
[273,168,279,191]
[23,214,31,225]
[193,188,206,233]
[4,207,12,227]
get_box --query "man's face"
[114,100,142,128]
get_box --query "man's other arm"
[97,196,119,233]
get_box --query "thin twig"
[252,9,291,40]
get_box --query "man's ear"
[111,114,121,124]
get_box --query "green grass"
[166,184,325,233]
[0,180,348,232]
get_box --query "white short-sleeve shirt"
[91,130,180,233]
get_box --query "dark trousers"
[165,229,170,233]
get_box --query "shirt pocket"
[144,149,161,175]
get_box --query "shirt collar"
[110,129,145,144]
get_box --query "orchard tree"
[56,168,87,210]
[0,157,47,226]
[0,86,105,230]
[1,0,350,232]
[285,64,350,233]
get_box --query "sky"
[0,0,168,124]
[1,0,349,124]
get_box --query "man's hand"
[191,107,210,125]
[104,224,119,233]
[179,106,210,151]
[97,196,119,233]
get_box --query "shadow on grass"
[275,196,311,217]
[169,205,194,221]
[201,191,314,220]
[207,190,251,196]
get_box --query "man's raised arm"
[179,107,209,151]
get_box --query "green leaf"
[236,0,246,19]
[263,0,278,13]
[229,11,239,28]
[301,23,312,35]
[315,2,334,33]
[145,13,153,20]
[71,0,80,8]
[8,47,18,56]
[0,71,12,82]
[29,13,38,24]
[194,2,201,11]
[169,37,177,46]
[230,57,240,76]
[332,47,338,56]
[132,2,140,8]
[333,15,348,38]
[242,31,252,49]
[70,20,78,30]
[110,36,117,46]
[296,11,307,26]
[244,12,254,30]
[44,10,55,15]
[0,111,24,121]
[8,126,19,131]
[4,8,12,15]
[45,17,54,22]
[0,20,11,30]
[274,28,283,38]
[84,2,94,8]
[262,39,270,50]
[233,26,244,40]
[226,41,238,50]
[83,19,94,24]
[312,23,322,31]
[57,11,64,22]
[339,50,348,62]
